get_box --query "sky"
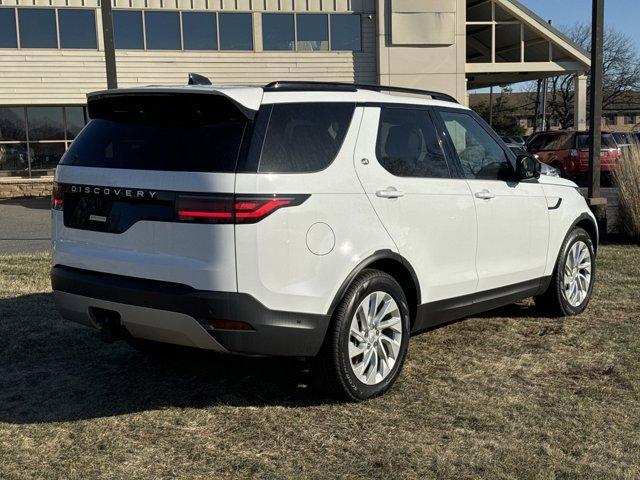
[519,0,640,49]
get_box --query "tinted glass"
[219,13,252,50]
[297,14,328,51]
[262,14,294,51]
[259,103,354,173]
[0,143,29,172]
[63,95,248,172]
[30,142,65,170]
[576,134,618,149]
[19,9,57,48]
[182,12,217,50]
[441,111,512,181]
[58,9,97,49]
[27,107,65,141]
[145,11,181,50]
[0,107,26,141]
[330,14,361,51]
[113,11,143,49]
[65,106,86,139]
[0,8,17,48]
[376,107,450,178]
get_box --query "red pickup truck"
[526,130,620,179]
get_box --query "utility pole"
[489,86,494,127]
[541,77,548,131]
[587,0,607,233]
[100,0,118,89]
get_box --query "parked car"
[612,132,635,152]
[51,80,598,401]
[506,144,559,177]
[526,130,620,179]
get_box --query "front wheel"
[535,227,595,316]
[312,269,411,401]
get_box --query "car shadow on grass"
[0,292,331,424]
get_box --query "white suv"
[51,80,598,401]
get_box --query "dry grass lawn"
[0,244,639,479]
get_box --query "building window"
[58,9,97,49]
[526,117,534,128]
[27,107,65,141]
[262,14,295,51]
[604,115,616,125]
[182,12,217,50]
[113,10,144,49]
[297,14,328,51]
[0,105,87,176]
[219,13,253,51]
[624,114,637,125]
[0,8,18,48]
[145,11,181,50]
[330,14,361,51]
[18,9,58,48]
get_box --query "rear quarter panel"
[234,107,397,315]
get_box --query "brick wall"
[0,177,53,200]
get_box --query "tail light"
[176,194,309,224]
[52,182,64,210]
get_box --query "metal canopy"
[466,0,591,89]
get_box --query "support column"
[574,74,587,130]
[587,0,607,235]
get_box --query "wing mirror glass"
[516,154,541,180]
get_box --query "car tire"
[312,269,411,401]
[535,227,596,317]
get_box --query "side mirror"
[516,154,541,180]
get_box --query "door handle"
[474,189,495,200]
[376,187,405,199]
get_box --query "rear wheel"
[535,227,595,316]
[312,269,411,401]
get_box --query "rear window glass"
[528,133,572,151]
[61,95,248,172]
[258,103,354,173]
[576,134,618,149]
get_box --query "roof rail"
[263,81,458,103]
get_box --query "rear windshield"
[60,94,249,172]
[576,134,618,149]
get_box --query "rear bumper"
[51,265,331,357]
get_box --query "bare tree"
[546,23,640,129]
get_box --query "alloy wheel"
[348,291,403,385]
[563,240,592,307]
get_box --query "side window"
[375,107,450,178]
[440,110,512,181]
[258,103,355,173]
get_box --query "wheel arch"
[572,213,599,252]
[327,250,421,328]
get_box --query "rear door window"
[61,94,249,172]
[375,107,450,178]
[576,134,618,149]
[258,103,355,173]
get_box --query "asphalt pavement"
[0,197,51,255]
